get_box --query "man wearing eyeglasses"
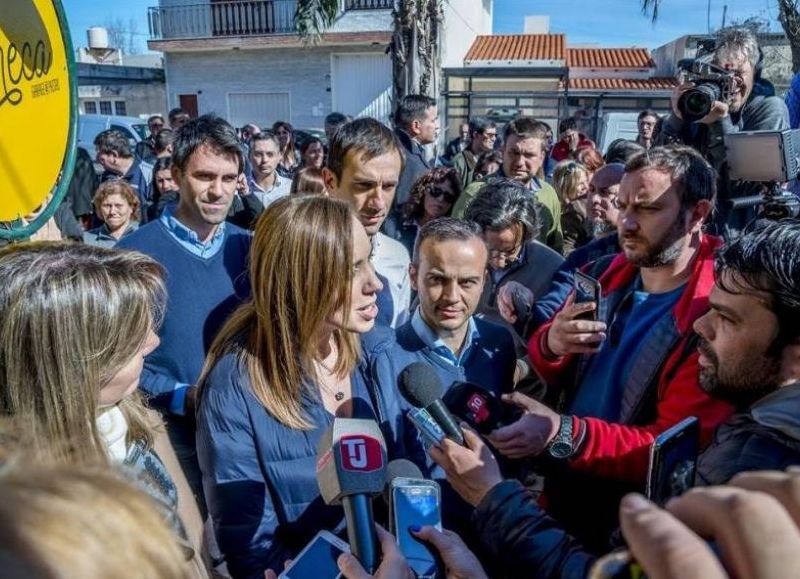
[135,114,166,163]
[452,118,497,190]
[660,27,789,237]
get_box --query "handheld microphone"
[316,418,387,574]
[398,363,465,446]
[442,382,505,435]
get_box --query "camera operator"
[660,27,789,238]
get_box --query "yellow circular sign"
[0,0,75,223]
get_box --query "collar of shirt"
[248,174,286,194]
[411,308,480,367]
[160,203,226,258]
[495,167,541,192]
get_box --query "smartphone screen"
[574,272,601,321]
[393,485,441,578]
[647,416,699,506]
[280,533,348,579]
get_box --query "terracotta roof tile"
[567,77,679,91]
[464,34,566,62]
[567,48,655,68]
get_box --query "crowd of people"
[1,25,800,579]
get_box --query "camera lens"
[678,83,722,122]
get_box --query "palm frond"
[641,0,662,23]
[295,0,340,43]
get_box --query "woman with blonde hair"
[0,243,207,576]
[0,465,192,579]
[197,195,411,577]
[552,160,592,255]
[83,180,141,247]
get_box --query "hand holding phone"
[390,479,442,579]
[546,273,606,358]
[279,531,350,579]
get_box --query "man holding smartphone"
[488,145,734,551]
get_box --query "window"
[99,101,112,115]
[114,101,127,116]
[84,101,97,114]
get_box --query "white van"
[78,114,148,153]
[596,112,640,154]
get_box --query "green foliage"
[295,0,340,43]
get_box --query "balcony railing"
[148,0,298,40]
[344,0,393,9]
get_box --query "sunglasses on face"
[428,187,458,204]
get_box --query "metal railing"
[344,0,393,9]
[148,0,298,40]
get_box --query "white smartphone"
[278,530,350,579]
[391,479,442,579]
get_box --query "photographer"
[660,27,789,237]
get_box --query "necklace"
[315,359,346,402]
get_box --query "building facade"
[147,0,491,131]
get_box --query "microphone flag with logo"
[316,418,387,573]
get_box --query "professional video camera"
[677,38,737,122]
[725,129,800,220]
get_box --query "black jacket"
[697,381,800,485]
[473,480,594,579]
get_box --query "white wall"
[441,0,493,69]
[164,44,388,128]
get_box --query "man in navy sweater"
[117,114,252,512]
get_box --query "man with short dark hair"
[135,114,166,162]
[694,218,800,483]
[94,129,153,222]
[375,217,517,396]
[550,117,594,162]
[168,107,191,131]
[452,118,497,190]
[496,145,733,549]
[248,132,291,207]
[324,111,350,142]
[392,95,440,213]
[453,117,563,253]
[116,115,252,511]
[636,109,658,150]
[323,118,411,327]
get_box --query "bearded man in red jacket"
[487,145,734,552]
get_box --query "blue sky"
[60,0,781,54]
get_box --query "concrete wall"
[164,44,386,128]
[441,0,493,69]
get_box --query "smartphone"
[391,479,442,579]
[646,416,699,506]
[407,407,445,449]
[278,530,350,579]
[573,271,601,321]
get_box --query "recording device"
[677,38,737,123]
[385,460,442,579]
[398,363,465,446]
[573,271,601,321]
[278,531,350,579]
[724,129,800,220]
[316,418,388,574]
[408,407,446,449]
[442,382,505,435]
[646,416,699,506]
